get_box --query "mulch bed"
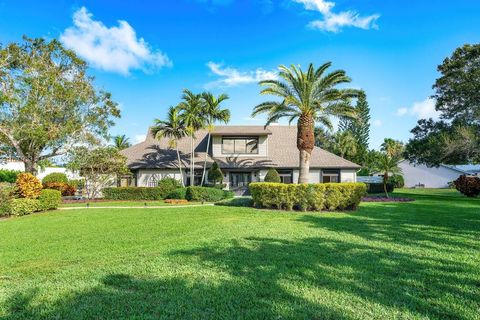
[362,196,415,202]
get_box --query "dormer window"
[222,137,259,154]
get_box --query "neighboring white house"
[121,125,360,193]
[0,160,80,180]
[398,160,480,188]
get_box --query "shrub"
[185,186,227,202]
[166,188,187,200]
[388,174,405,188]
[454,175,480,197]
[249,182,367,211]
[0,169,20,183]
[16,173,43,199]
[223,190,235,199]
[42,172,68,184]
[9,198,41,216]
[365,182,394,194]
[0,186,14,216]
[264,168,281,183]
[43,182,77,196]
[208,162,223,185]
[215,197,254,207]
[157,177,182,195]
[102,187,166,200]
[38,189,61,210]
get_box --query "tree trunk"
[383,173,389,198]
[176,146,185,187]
[297,114,315,184]
[190,136,195,186]
[24,159,37,176]
[200,132,211,186]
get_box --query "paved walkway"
[59,204,215,210]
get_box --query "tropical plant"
[380,138,405,158]
[112,135,131,150]
[177,90,207,186]
[333,131,358,159]
[152,107,187,187]
[0,37,120,175]
[252,63,359,183]
[15,173,43,199]
[200,92,230,185]
[207,162,223,185]
[374,154,403,198]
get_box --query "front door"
[230,172,252,188]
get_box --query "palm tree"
[375,153,403,198]
[112,135,131,150]
[380,138,404,158]
[252,63,359,183]
[177,89,206,186]
[334,131,358,159]
[151,106,187,187]
[200,92,230,185]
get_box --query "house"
[398,160,480,188]
[120,125,360,192]
[0,160,79,181]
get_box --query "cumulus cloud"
[293,0,379,33]
[60,7,171,75]
[205,62,278,87]
[396,98,441,120]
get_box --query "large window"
[322,170,340,183]
[222,137,259,154]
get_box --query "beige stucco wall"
[137,170,184,187]
[340,170,357,183]
[211,135,268,157]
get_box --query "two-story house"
[120,125,360,192]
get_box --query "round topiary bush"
[264,168,281,183]
[42,172,68,184]
[16,173,43,199]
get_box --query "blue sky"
[1,0,479,148]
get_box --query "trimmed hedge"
[0,169,20,183]
[102,187,166,200]
[264,168,281,183]
[249,182,367,211]
[365,182,394,194]
[42,172,68,184]
[9,198,41,216]
[185,186,233,202]
[166,188,187,199]
[38,189,62,210]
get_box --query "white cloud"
[206,62,278,87]
[60,7,171,75]
[293,0,379,33]
[134,134,146,143]
[396,98,440,120]
[372,119,382,127]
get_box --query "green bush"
[102,187,167,200]
[215,197,253,207]
[157,177,182,195]
[42,172,68,184]
[166,188,187,199]
[0,169,20,183]
[0,186,14,216]
[366,182,394,194]
[223,190,235,199]
[249,182,366,211]
[38,189,61,210]
[185,186,229,202]
[208,162,223,185]
[9,198,41,216]
[264,168,281,183]
[388,174,405,188]
[454,175,480,197]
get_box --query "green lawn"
[60,200,205,207]
[0,189,479,319]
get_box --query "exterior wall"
[340,170,357,183]
[0,160,79,180]
[211,135,268,157]
[399,161,461,188]
[136,169,185,187]
[308,169,321,183]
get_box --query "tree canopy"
[0,37,120,174]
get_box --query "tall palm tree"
[112,135,131,150]
[177,89,206,186]
[200,92,230,185]
[151,106,187,187]
[380,138,404,158]
[252,63,359,183]
[375,153,403,198]
[334,131,358,159]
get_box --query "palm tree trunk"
[190,135,194,186]
[383,173,389,198]
[200,132,211,186]
[297,114,315,184]
[176,146,185,187]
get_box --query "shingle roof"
[211,126,271,136]
[121,125,360,170]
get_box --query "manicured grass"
[60,200,203,208]
[0,189,479,319]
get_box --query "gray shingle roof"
[120,125,360,170]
